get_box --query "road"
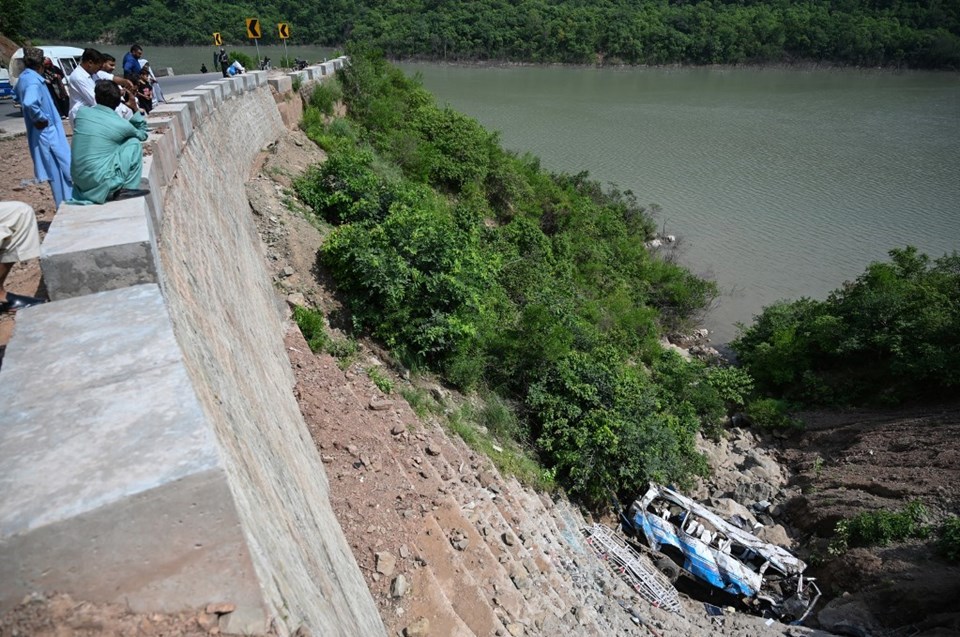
[0,73,212,137]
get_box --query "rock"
[426,444,441,456]
[405,617,430,637]
[196,612,218,632]
[286,292,306,307]
[280,265,295,277]
[818,597,879,637]
[449,528,470,551]
[375,551,396,576]
[502,531,516,547]
[757,524,793,548]
[369,397,394,411]
[205,602,236,615]
[391,574,410,598]
[399,544,411,559]
[391,423,406,435]
[429,385,448,402]
[510,565,530,590]
[506,623,524,636]
[733,481,778,506]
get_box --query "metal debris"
[584,523,683,614]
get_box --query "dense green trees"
[293,52,726,501]
[733,247,960,406]
[19,0,960,68]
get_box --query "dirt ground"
[0,134,58,360]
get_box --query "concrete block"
[0,284,268,632]
[198,81,225,104]
[40,199,157,301]
[333,58,343,70]
[147,115,184,158]
[287,71,306,84]
[211,78,234,98]
[170,94,205,128]
[150,103,193,148]
[139,155,164,230]
[320,62,335,76]
[248,70,267,87]
[268,75,292,93]
[229,75,245,94]
[143,130,176,188]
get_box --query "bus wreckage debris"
[620,483,821,623]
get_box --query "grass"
[367,367,394,394]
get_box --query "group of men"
[3,45,155,313]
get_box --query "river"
[398,63,960,343]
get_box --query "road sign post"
[278,23,290,68]
[245,18,262,68]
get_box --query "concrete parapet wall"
[0,57,383,636]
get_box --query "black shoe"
[109,188,151,201]
[0,293,47,314]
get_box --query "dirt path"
[0,133,58,361]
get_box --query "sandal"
[0,293,46,314]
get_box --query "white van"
[8,45,84,87]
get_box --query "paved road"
[1,72,212,138]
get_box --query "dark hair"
[94,80,122,109]
[22,47,44,70]
[131,44,143,53]
[101,53,116,62]
[81,48,103,64]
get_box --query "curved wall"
[0,61,385,636]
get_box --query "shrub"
[745,397,800,431]
[734,247,960,407]
[293,306,329,353]
[228,51,255,70]
[830,500,931,554]
[367,367,394,394]
[938,515,960,562]
[308,78,343,116]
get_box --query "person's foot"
[108,188,151,201]
[0,293,47,314]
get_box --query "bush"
[228,51,255,70]
[301,52,721,501]
[293,306,329,353]
[745,397,800,431]
[938,515,960,562]
[830,500,931,554]
[367,367,394,394]
[308,79,343,116]
[734,247,960,407]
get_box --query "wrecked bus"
[620,483,820,622]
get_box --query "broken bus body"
[621,483,820,622]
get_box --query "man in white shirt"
[67,48,133,125]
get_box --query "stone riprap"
[0,58,384,637]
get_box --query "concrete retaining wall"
[0,59,386,637]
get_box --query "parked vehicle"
[620,483,820,622]
[0,67,13,99]
[8,46,84,88]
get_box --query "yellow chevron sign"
[278,23,291,39]
[213,32,222,46]
[245,18,261,39]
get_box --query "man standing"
[13,47,72,209]
[68,49,133,124]
[123,44,143,80]
[218,48,230,78]
[70,81,150,204]
[0,201,45,313]
[41,57,69,118]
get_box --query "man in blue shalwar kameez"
[70,81,150,205]
[13,48,72,208]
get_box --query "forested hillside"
[8,0,960,68]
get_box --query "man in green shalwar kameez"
[71,81,150,204]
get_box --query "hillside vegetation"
[10,0,960,68]
[733,246,960,407]
[290,52,759,503]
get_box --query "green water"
[400,64,960,342]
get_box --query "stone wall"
[0,60,385,637]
